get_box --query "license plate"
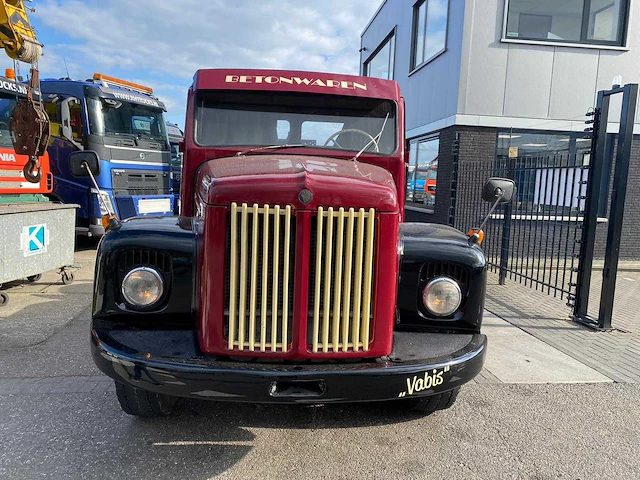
[138,198,171,214]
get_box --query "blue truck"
[41,73,174,236]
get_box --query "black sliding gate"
[449,84,638,330]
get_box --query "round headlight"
[121,267,164,308]
[422,277,462,317]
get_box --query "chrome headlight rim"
[121,266,165,309]
[422,276,462,317]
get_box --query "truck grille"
[421,261,470,295]
[224,204,376,355]
[226,203,295,352]
[309,207,376,353]
[112,169,170,196]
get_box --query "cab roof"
[192,68,401,101]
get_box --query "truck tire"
[115,382,176,417]
[400,388,460,414]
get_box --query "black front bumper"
[91,329,486,404]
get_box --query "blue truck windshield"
[87,97,167,144]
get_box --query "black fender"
[92,216,197,329]
[397,223,486,333]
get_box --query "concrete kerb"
[481,311,613,384]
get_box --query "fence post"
[574,92,609,319]
[498,155,514,285]
[597,84,638,329]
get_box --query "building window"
[410,0,449,71]
[505,0,629,46]
[497,130,612,217]
[406,134,439,209]
[363,30,395,80]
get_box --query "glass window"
[69,102,84,140]
[364,31,395,80]
[44,101,62,137]
[411,0,449,70]
[277,119,290,141]
[195,91,397,155]
[0,96,16,148]
[506,0,629,46]
[87,97,167,143]
[497,130,593,158]
[497,129,612,217]
[301,121,344,146]
[588,0,624,42]
[406,135,439,208]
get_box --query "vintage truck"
[78,69,512,417]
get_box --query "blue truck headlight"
[422,277,462,317]
[121,267,164,308]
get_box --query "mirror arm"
[81,161,120,230]
[468,191,506,246]
[478,191,505,232]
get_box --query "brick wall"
[605,134,640,260]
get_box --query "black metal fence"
[450,151,591,305]
[449,84,638,330]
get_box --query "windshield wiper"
[235,144,309,157]
[351,113,390,163]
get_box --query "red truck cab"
[87,69,488,417]
[0,74,52,197]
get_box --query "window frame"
[405,133,440,211]
[363,27,397,80]
[502,0,631,48]
[409,0,450,73]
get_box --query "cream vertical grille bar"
[311,207,376,353]
[226,203,294,352]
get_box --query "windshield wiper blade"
[235,144,308,157]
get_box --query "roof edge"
[360,0,389,37]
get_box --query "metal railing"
[451,153,591,304]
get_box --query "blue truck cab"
[41,73,174,236]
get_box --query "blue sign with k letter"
[21,224,48,257]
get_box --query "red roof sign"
[192,68,400,100]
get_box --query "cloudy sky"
[5,0,381,126]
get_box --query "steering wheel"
[324,128,380,153]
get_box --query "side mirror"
[69,150,100,177]
[482,178,515,204]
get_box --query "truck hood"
[195,154,398,211]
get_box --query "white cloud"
[25,0,381,125]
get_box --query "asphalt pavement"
[1,245,639,480]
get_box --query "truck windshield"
[87,97,167,144]
[0,96,16,148]
[195,91,397,154]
